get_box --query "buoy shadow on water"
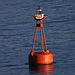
[29,64,54,75]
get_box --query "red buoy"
[29,6,53,65]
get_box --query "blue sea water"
[0,0,75,75]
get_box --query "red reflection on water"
[29,64,54,75]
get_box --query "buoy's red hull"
[29,51,53,65]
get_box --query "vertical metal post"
[32,27,37,52]
[42,27,47,51]
[40,27,44,52]
[36,27,38,46]
[40,20,44,52]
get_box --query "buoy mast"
[32,6,48,52]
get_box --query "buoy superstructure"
[29,6,53,65]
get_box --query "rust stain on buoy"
[29,6,53,65]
